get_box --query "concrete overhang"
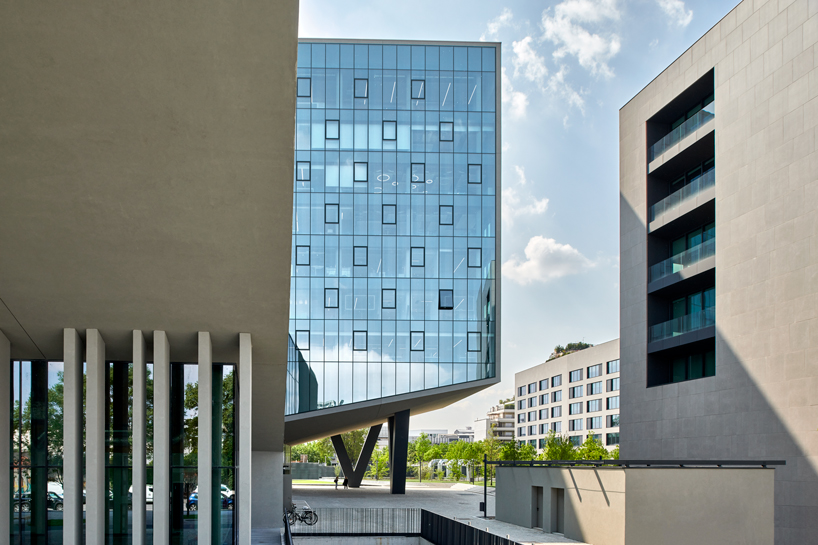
[284,376,499,444]
[0,1,300,364]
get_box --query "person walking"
[342,477,348,489]
[334,475,339,490]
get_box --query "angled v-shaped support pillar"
[331,424,383,488]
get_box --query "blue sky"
[299,0,739,433]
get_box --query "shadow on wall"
[619,195,818,544]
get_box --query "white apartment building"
[479,402,515,443]
[514,339,620,451]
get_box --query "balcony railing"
[649,101,715,162]
[649,167,715,222]
[649,238,715,283]
[649,307,715,342]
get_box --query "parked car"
[193,484,234,498]
[127,485,154,503]
[186,492,233,511]
[14,491,64,512]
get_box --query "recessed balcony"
[648,307,715,352]
[648,238,715,290]
[649,167,715,227]
[649,101,714,167]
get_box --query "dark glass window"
[468,164,482,184]
[383,204,397,224]
[383,120,397,140]
[354,78,369,98]
[539,379,548,391]
[587,381,603,395]
[326,119,340,139]
[296,161,311,181]
[439,289,454,309]
[551,421,561,433]
[528,411,536,422]
[606,396,620,410]
[297,77,311,97]
[607,359,620,374]
[569,386,583,399]
[440,205,454,225]
[411,79,425,99]
[354,162,368,182]
[518,413,525,423]
[325,203,339,223]
[552,375,562,387]
[353,331,367,351]
[569,369,582,382]
[382,288,396,308]
[540,393,549,404]
[296,245,310,266]
[587,399,601,412]
[528,396,537,408]
[468,332,482,352]
[528,383,536,394]
[295,330,310,349]
[551,406,562,418]
[552,390,562,402]
[353,246,368,266]
[410,331,425,351]
[607,414,620,428]
[606,433,620,446]
[517,386,525,397]
[325,288,339,308]
[468,248,482,268]
[539,409,548,420]
[587,364,602,378]
[439,121,454,141]
[411,247,425,267]
[569,402,583,415]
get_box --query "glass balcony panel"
[649,307,715,342]
[649,101,714,162]
[649,238,716,283]
[649,166,715,222]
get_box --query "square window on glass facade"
[353,246,367,266]
[439,205,453,225]
[297,77,311,97]
[325,203,339,224]
[383,204,397,224]
[411,163,425,183]
[467,332,481,352]
[411,247,425,267]
[468,164,482,184]
[439,289,454,310]
[606,433,620,446]
[353,331,367,351]
[411,79,425,99]
[439,121,454,141]
[383,120,397,140]
[295,245,310,266]
[296,161,311,181]
[382,288,396,309]
[411,331,424,351]
[325,288,339,308]
[295,330,310,350]
[325,119,340,140]
[354,162,368,182]
[354,78,369,98]
[468,248,482,268]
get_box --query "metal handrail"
[649,101,715,161]
[283,509,295,545]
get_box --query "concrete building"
[514,340,620,451]
[477,401,516,443]
[283,39,502,492]
[2,1,299,544]
[619,0,818,542]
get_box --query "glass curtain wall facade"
[287,41,499,414]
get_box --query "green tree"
[519,442,537,461]
[409,433,432,482]
[483,425,502,485]
[539,432,577,461]
[576,434,609,461]
[500,438,520,461]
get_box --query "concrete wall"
[496,466,774,545]
[620,1,818,542]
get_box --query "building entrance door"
[533,487,544,528]
[551,488,564,534]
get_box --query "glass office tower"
[287,41,500,415]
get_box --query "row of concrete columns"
[0,328,255,545]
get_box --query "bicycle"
[286,503,318,526]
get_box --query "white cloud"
[548,64,585,113]
[481,8,514,41]
[503,235,594,285]
[501,67,529,119]
[512,36,549,87]
[502,167,549,226]
[657,0,693,27]
[541,0,621,79]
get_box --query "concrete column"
[0,330,9,541]
[133,331,147,545]
[389,409,410,494]
[63,329,84,545]
[238,333,252,545]
[153,331,171,545]
[86,329,106,544]
[198,332,213,545]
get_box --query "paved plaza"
[292,480,586,545]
